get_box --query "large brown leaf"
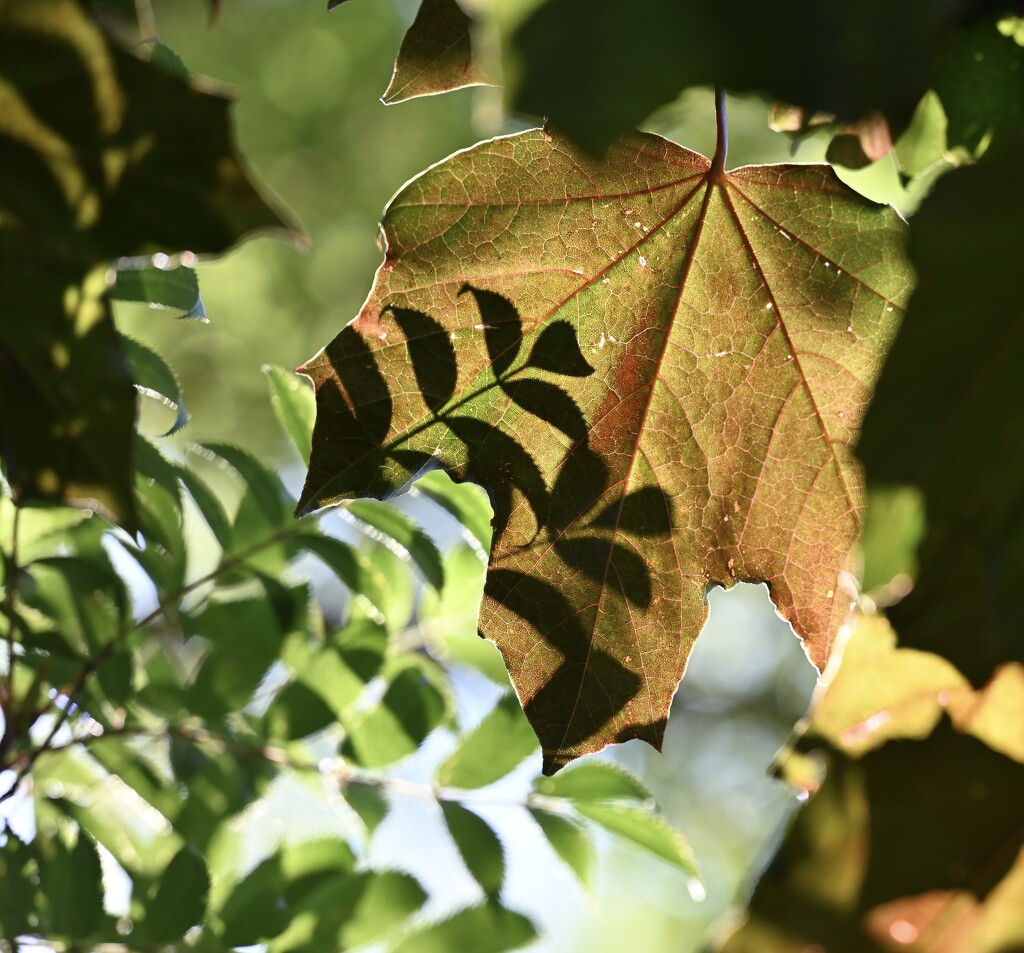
[299,129,911,771]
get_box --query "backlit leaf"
[112,262,205,319]
[265,364,316,464]
[300,128,909,771]
[575,801,700,880]
[436,691,539,789]
[390,901,537,953]
[529,808,594,888]
[441,801,505,898]
[135,845,210,944]
[121,334,190,435]
[383,0,492,104]
[344,498,445,590]
[532,759,651,803]
[340,659,448,767]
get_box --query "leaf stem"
[711,85,729,182]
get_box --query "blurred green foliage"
[118,0,482,458]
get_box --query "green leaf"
[265,363,316,464]
[858,140,1024,681]
[186,592,288,717]
[390,901,537,953]
[532,760,652,803]
[176,461,233,549]
[507,1,986,152]
[41,833,106,940]
[414,469,493,551]
[529,808,594,888]
[296,531,389,616]
[25,555,128,656]
[574,802,700,880]
[0,831,39,939]
[336,870,427,948]
[893,91,949,179]
[299,128,910,772]
[197,442,292,524]
[722,720,1024,953]
[0,0,291,521]
[440,801,505,898]
[212,855,291,947]
[112,262,205,319]
[860,486,926,598]
[136,845,210,944]
[265,679,338,740]
[934,15,1024,156]
[436,691,538,789]
[34,749,179,876]
[265,849,426,953]
[345,498,445,590]
[343,780,390,837]
[382,0,492,104]
[341,660,448,768]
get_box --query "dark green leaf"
[41,833,106,940]
[436,691,538,789]
[441,801,505,898]
[25,555,128,655]
[0,0,291,520]
[390,901,537,953]
[197,442,292,524]
[213,855,291,947]
[509,1,987,151]
[341,661,447,768]
[186,593,287,717]
[859,140,1024,680]
[343,780,390,836]
[136,845,210,944]
[934,15,1024,155]
[297,531,389,615]
[0,831,39,939]
[176,462,233,549]
[265,680,338,740]
[112,263,205,319]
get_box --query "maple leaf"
[299,125,911,772]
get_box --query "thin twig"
[1,505,21,756]
[710,85,729,181]
[0,522,307,803]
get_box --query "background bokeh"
[115,1,858,948]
